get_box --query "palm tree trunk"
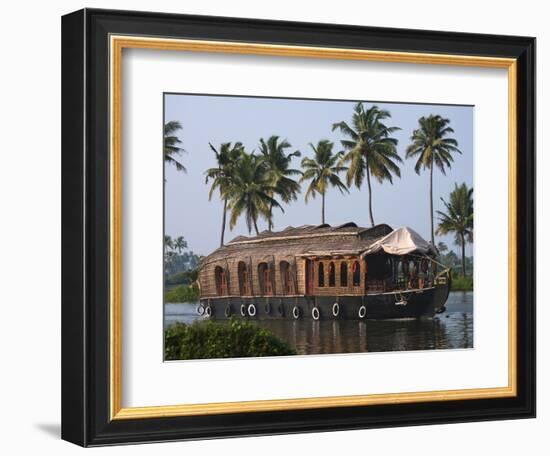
[429,160,434,245]
[461,233,466,277]
[220,199,227,247]
[268,202,273,231]
[366,167,375,227]
[253,219,260,235]
[321,193,326,224]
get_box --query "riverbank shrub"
[165,284,199,303]
[451,275,473,291]
[164,319,296,360]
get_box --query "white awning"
[362,227,437,256]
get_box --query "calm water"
[164,291,473,354]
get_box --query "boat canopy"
[361,227,437,257]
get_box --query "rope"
[395,291,407,305]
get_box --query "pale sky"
[164,94,473,257]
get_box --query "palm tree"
[406,114,461,245]
[173,236,187,254]
[225,153,282,235]
[332,102,401,227]
[205,142,244,246]
[300,140,348,224]
[436,183,473,277]
[164,235,174,260]
[164,235,173,250]
[258,136,302,230]
[437,241,449,254]
[164,121,186,172]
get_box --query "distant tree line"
[437,238,474,279]
[163,234,201,276]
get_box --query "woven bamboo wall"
[198,255,367,298]
[296,257,306,295]
[198,254,307,298]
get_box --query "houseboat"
[196,223,451,320]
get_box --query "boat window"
[340,262,348,287]
[214,266,228,295]
[352,261,361,286]
[318,262,325,287]
[237,261,250,295]
[280,261,293,295]
[328,262,336,287]
[258,262,273,295]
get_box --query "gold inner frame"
[109,35,518,420]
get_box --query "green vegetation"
[439,250,473,276]
[173,236,187,254]
[165,269,198,286]
[436,183,474,277]
[165,319,296,360]
[164,120,186,173]
[332,103,402,227]
[163,234,201,277]
[165,284,199,303]
[165,271,187,285]
[258,135,302,231]
[450,274,473,291]
[406,115,462,244]
[169,104,473,258]
[225,153,283,235]
[205,142,245,246]
[300,140,348,224]
[206,138,303,240]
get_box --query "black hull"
[199,285,450,320]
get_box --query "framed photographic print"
[61,8,535,446]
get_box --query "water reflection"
[165,291,473,354]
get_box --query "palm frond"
[164,121,186,173]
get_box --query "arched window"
[318,262,325,287]
[215,266,228,295]
[238,261,250,295]
[258,262,273,295]
[340,262,348,287]
[352,261,361,287]
[328,262,336,287]
[280,261,293,295]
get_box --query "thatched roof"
[200,223,394,267]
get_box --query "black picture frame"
[62,8,535,447]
